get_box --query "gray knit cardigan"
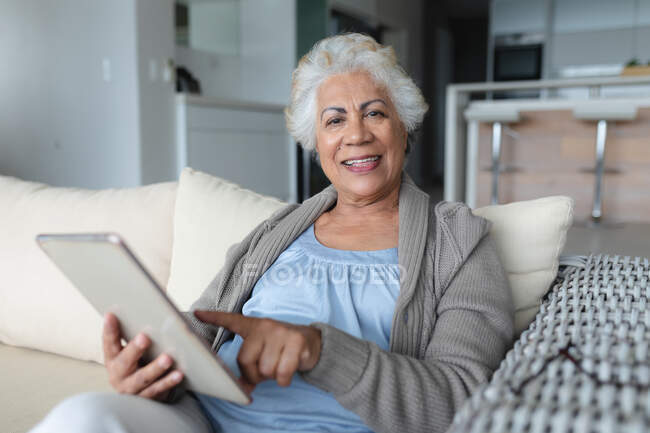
[175,171,514,433]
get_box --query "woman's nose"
[344,117,372,146]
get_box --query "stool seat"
[573,104,637,121]
[464,107,521,123]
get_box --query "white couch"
[0,168,574,433]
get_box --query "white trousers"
[28,392,215,433]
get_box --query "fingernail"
[158,355,172,368]
[135,334,147,348]
[171,371,183,381]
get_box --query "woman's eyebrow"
[320,106,346,119]
[320,99,387,120]
[360,98,386,110]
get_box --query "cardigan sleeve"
[300,234,515,433]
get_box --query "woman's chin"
[339,176,392,199]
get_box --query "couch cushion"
[166,168,287,310]
[0,175,177,363]
[0,343,111,433]
[473,196,574,334]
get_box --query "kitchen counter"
[444,76,650,204]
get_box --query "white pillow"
[473,196,574,334]
[0,175,177,363]
[166,168,287,311]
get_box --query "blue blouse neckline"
[295,223,398,265]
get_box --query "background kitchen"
[2,0,650,255]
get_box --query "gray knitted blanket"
[448,254,650,433]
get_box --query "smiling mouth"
[341,155,380,166]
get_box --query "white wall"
[174,0,296,106]
[0,0,141,188]
[189,1,240,56]
[136,0,177,185]
[0,0,180,188]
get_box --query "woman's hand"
[103,312,184,401]
[194,310,322,390]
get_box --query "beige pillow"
[166,168,287,310]
[0,175,177,363]
[473,196,574,334]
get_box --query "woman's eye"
[366,110,384,118]
[327,118,343,126]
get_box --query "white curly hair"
[285,33,428,153]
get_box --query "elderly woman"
[31,33,513,433]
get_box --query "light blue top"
[195,223,400,433]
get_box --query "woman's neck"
[328,183,400,224]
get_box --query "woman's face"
[315,70,407,203]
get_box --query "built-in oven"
[492,33,544,98]
[494,43,543,81]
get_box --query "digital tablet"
[36,232,251,405]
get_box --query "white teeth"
[343,156,379,165]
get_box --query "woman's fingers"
[110,332,150,379]
[102,313,123,361]
[194,310,254,338]
[137,369,184,400]
[238,329,308,387]
[296,327,321,371]
[237,337,265,385]
[119,353,174,394]
[258,338,284,379]
[101,313,185,400]
[229,319,321,388]
[275,337,302,386]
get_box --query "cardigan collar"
[244,171,430,347]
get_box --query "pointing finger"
[193,310,253,338]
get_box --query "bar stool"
[464,107,521,205]
[573,104,637,224]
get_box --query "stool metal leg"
[491,122,502,205]
[592,120,607,221]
